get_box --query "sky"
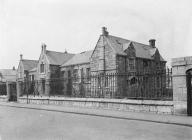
[0,0,192,69]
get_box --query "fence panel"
[19,69,173,100]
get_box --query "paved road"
[0,106,191,140]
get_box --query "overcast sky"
[0,0,192,69]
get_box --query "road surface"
[0,105,191,140]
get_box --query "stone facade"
[61,63,90,96]
[17,54,38,82]
[61,50,92,96]
[90,36,116,73]
[16,54,38,97]
[34,44,74,96]
[89,27,166,98]
[172,56,192,115]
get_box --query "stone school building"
[16,27,167,99]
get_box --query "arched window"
[130,77,137,85]
[40,63,45,73]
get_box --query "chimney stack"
[64,49,67,53]
[20,54,23,60]
[41,43,47,53]
[149,39,156,48]
[13,66,15,70]
[102,27,109,36]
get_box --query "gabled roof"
[106,35,165,61]
[46,50,75,65]
[29,67,37,72]
[21,59,38,71]
[0,69,17,76]
[62,50,93,67]
[0,69,17,82]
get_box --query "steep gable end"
[124,42,136,57]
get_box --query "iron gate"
[187,70,192,116]
[9,82,17,101]
[0,83,6,95]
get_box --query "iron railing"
[19,69,173,100]
[0,83,6,95]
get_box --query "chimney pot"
[20,54,23,60]
[102,27,109,36]
[149,39,156,47]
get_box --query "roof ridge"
[0,69,16,70]
[46,50,74,55]
[78,50,93,54]
[62,50,93,67]
[109,35,151,48]
[21,59,38,62]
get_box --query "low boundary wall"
[0,96,7,102]
[18,96,174,114]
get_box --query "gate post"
[6,81,10,101]
[172,57,192,115]
[45,80,50,96]
[16,81,22,100]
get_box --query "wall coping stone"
[172,56,192,66]
[0,95,7,97]
[19,96,173,106]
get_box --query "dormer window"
[40,63,45,73]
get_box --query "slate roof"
[22,59,38,71]
[46,50,75,65]
[62,50,93,66]
[106,35,165,61]
[29,67,37,72]
[0,69,17,82]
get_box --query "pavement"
[0,101,192,127]
[1,104,192,140]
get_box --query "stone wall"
[0,95,7,102]
[18,96,173,114]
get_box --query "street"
[0,105,191,140]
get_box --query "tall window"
[40,63,45,73]
[61,71,65,78]
[73,69,78,82]
[68,70,71,78]
[156,77,160,88]
[31,75,34,81]
[81,68,84,78]
[156,62,160,70]
[86,68,90,79]
[73,69,78,78]
[129,58,135,70]
[105,75,108,87]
